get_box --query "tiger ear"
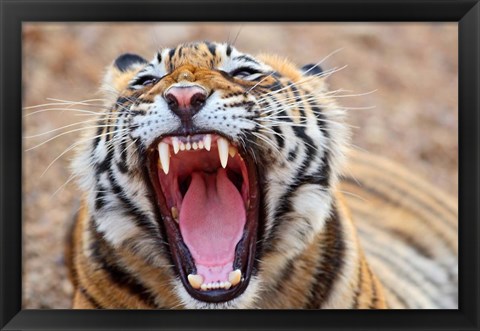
[300,63,323,77]
[102,53,148,96]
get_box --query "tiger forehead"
[166,43,223,70]
[142,64,244,99]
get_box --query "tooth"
[229,146,237,158]
[225,281,232,290]
[186,142,192,150]
[214,282,219,289]
[171,207,179,221]
[180,142,186,151]
[228,269,241,286]
[158,142,170,175]
[201,284,207,291]
[198,141,204,149]
[172,138,180,154]
[204,134,212,151]
[187,274,204,290]
[207,283,212,290]
[217,137,229,168]
[192,142,198,150]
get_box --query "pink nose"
[165,86,207,119]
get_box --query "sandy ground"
[22,23,458,308]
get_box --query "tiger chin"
[66,41,457,309]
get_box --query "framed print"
[1,0,479,330]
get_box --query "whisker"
[24,118,113,138]
[26,126,128,152]
[23,98,107,110]
[39,128,128,176]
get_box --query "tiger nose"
[165,86,207,119]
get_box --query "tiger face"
[73,41,348,308]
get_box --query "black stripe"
[351,156,457,219]
[79,286,103,309]
[116,139,129,174]
[106,168,157,234]
[381,281,409,308]
[116,96,131,106]
[156,52,162,63]
[348,205,434,259]
[168,47,175,59]
[368,267,379,308]
[351,262,363,308]
[343,176,456,251]
[91,120,106,152]
[168,48,176,71]
[207,43,216,57]
[226,44,232,56]
[94,187,106,211]
[272,126,285,150]
[358,227,443,303]
[94,143,113,175]
[234,55,260,65]
[287,145,299,162]
[306,207,345,308]
[89,222,158,307]
[289,83,307,123]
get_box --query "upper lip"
[146,131,260,303]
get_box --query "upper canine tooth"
[229,146,237,158]
[158,142,170,175]
[204,134,212,151]
[172,138,180,154]
[217,137,229,168]
[187,274,204,290]
[228,269,241,286]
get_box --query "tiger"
[66,41,458,309]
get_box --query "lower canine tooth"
[187,274,204,289]
[229,146,237,158]
[228,269,242,286]
[171,207,178,221]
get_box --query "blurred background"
[22,23,458,308]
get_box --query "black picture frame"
[1,0,479,330]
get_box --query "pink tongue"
[179,168,245,283]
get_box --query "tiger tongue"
[179,169,246,283]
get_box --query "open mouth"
[147,133,259,302]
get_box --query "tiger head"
[73,41,349,308]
